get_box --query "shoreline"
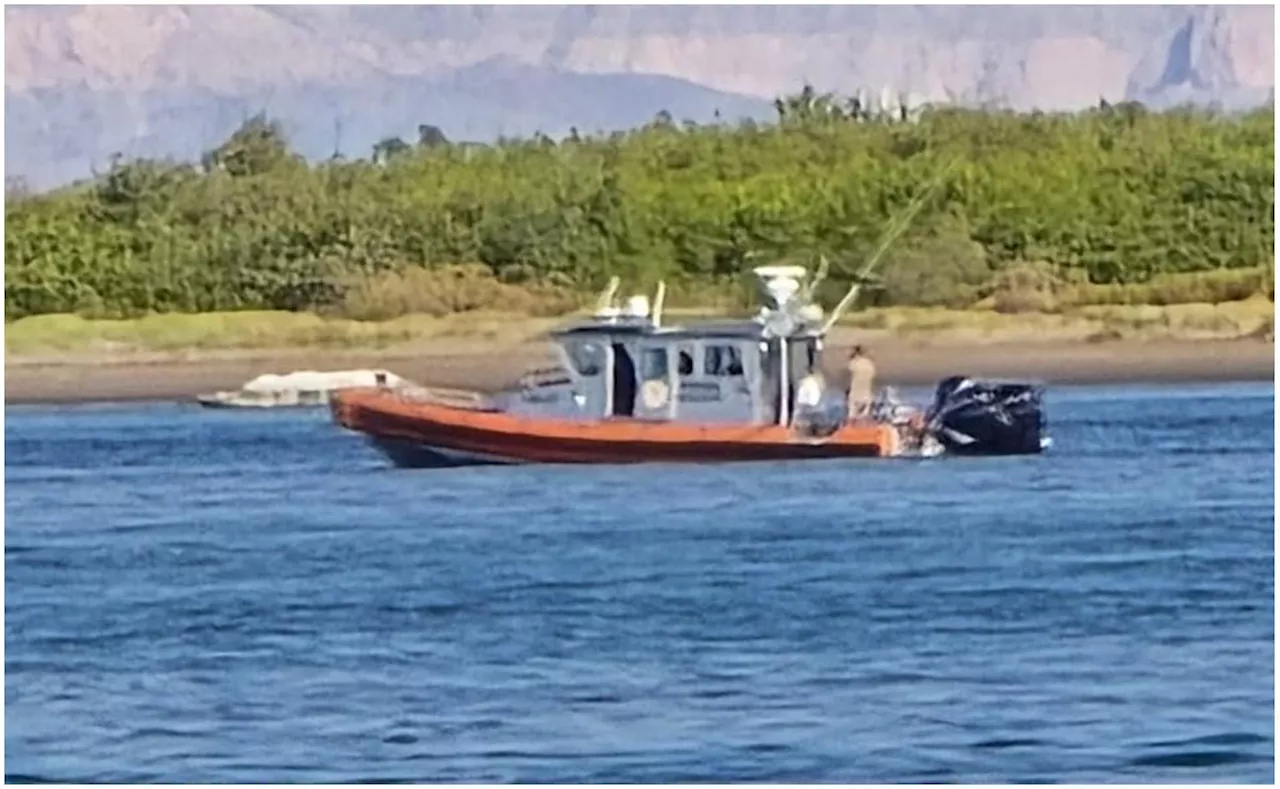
[5,337,1273,407]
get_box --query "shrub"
[339,264,579,321]
[990,261,1065,314]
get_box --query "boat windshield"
[564,339,605,376]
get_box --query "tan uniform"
[847,355,876,419]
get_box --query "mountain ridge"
[5,4,1274,189]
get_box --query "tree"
[371,136,411,164]
[5,174,30,201]
[417,124,449,149]
[204,113,297,177]
[3,91,1272,320]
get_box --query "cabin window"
[641,347,669,380]
[704,344,744,377]
[566,340,604,376]
[677,347,694,377]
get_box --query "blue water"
[5,383,1275,783]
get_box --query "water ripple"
[5,383,1274,782]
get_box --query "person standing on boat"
[792,343,830,434]
[796,342,826,412]
[846,345,876,421]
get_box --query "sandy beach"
[5,336,1273,406]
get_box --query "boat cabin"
[514,269,832,428]
[545,320,823,426]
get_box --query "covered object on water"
[198,369,408,408]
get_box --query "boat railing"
[521,365,572,390]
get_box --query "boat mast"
[652,281,666,328]
[778,337,790,427]
[752,265,808,428]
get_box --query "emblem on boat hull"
[641,379,670,410]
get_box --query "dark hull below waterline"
[370,433,1048,468]
[369,437,518,468]
[364,434,894,468]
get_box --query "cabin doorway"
[761,340,782,424]
[611,342,637,417]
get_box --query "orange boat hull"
[332,387,902,467]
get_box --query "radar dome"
[752,265,808,310]
[625,295,650,318]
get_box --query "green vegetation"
[4,310,561,357]
[5,92,1275,327]
[8,298,1272,359]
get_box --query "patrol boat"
[330,265,1048,468]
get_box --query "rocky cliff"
[5,4,1273,189]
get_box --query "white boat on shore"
[197,369,407,409]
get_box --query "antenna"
[652,281,666,328]
[821,158,958,334]
[799,254,831,304]
[594,276,621,314]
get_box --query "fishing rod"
[820,157,959,335]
